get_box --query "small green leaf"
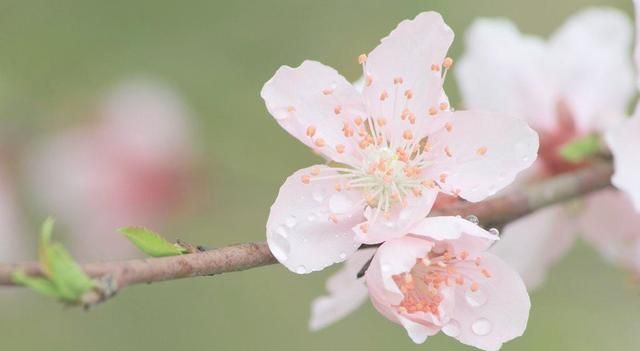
[21,218,96,302]
[119,227,187,257]
[12,271,60,298]
[559,134,601,163]
[46,243,95,301]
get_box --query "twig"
[0,161,613,305]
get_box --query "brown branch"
[0,161,613,305]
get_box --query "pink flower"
[366,217,529,350]
[457,9,633,171]
[27,80,195,261]
[263,12,538,274]
[456,8,634,289]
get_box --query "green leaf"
[46,243,95,301]
[25,217,96,302]
[12,271,60,298]
[559,134,601,163]
[119,227,187,257]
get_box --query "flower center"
[392,246,492,316]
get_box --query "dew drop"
[466,215,479,225]
[329,193,353,214]
[296,266,307,274]
[471,318,492,336]
[268,228,290,262]
[488,228,500,236]
[442,320,460,337]
[339,252,347,260]
[312,192,324,203]
[285,216,297,228]
[276,226,288,238]
[465,288,488,307]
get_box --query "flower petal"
[353,189,438,244]
[456,18,557,132]
[363,11,454,147]
[309,248,375,331]
[410,216,497,253]
[448,253,530,351]
[606,108,640,212]
[266,165,364,274]
[366,236,433,299]
[580,189,640,273]
[549,8,634,133]
[422,110,539,201]
[261,60,366,165]
[491,204,578,290]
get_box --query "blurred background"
[0,0,638,350]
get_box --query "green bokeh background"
[1,0,639,350]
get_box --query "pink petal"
[267,165,364,274]
[456,18,557,132]
[309,248,375,331]
[422,110,539,201]
[410,216,497,252]
[363,12,454,147]
[261,60,366,165]
[398,316,439,344]
[448,253,530,351]
[606,108,640,211]
[491,204,578,290]
[549,8,634,133]
[353,189,438,244]
[366,236,433,301]
[580,189,640,273]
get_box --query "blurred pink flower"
[366,217,529,350]
[263,11,538,274]
[456,8,635,289]
[27,80,195,261]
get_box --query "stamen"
[306,126,317,137]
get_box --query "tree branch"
[0,161,613,305]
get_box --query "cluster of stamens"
[392,247,492,315]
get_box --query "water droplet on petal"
[329,193,353,214]
[285,216,297,228]
[276,226,288,238]
[442,320,460,337]
[339,252,347,260]
[466,215,479,225]
[488,228,500,236]
[269,228,290,262]
[471,318,492,336]
[465,288,488,307]
[312,192,324,203]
